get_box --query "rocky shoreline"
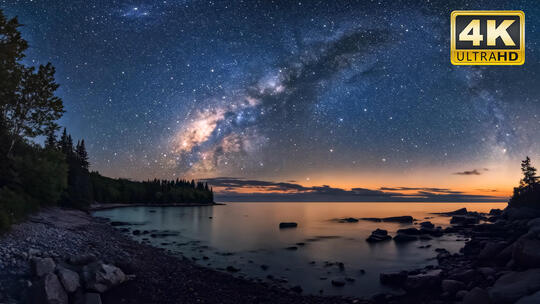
[372,206,540,303]
[0,208,363,304]
[2,205,540,303]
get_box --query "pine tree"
[59,128,70,155]
[76,139,89,170]
[44,126,57,150]
[520,156,538,187]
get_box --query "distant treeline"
[0,10,212,231]
[91,174,214,204]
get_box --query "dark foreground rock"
[0,208,365,304]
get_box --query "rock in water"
[450,215,479,225]
[32,257,56,277]
[57,267,80,293]
[420,221,435,229]
[279,222,298,229]
[489,269,540,304]
[82,262,126,293]
[404,269,442,290]
[331,280,345,287]
[382,216,413,223]
[366,229,392,242]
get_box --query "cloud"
[453,168,489,176]
[204,177,506,202]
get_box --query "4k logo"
[451,11,525,65]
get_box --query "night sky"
[3,0,540,200]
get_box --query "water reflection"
[94,202,506,297]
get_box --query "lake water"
[93,202,506,297]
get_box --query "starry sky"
[3,0,540,201]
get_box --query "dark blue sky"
[3,0,540,198]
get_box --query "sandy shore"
[0,208,362,304]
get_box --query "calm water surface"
[94,202,506,297]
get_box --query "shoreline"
[0,207,359,304]
[2,204,540,303]
[89,202,225,211]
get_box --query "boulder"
[479,241,509,261]
[505,207,540,220]
[441,279,465,294]
[489,269,540,304]
[420,221,435,229]
[279,222,298,229]
[490,209,503,216]
[393,234,418,242]
[516,290,540,304]
[68,254,97,266]
[57,267,80,293]
[32,257,56,277]
[366,229,391,242]
[380,271,408,286]
[82,262,126,293]
[38,273,68,304]
[75,292,102,304]
[404,269,442,290]
[451,215,479,225]
[463,287,490,304]
[512,237,540,268]
[440,208,468,215]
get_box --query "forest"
[0,10,213,231]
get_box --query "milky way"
[4,0,540,195]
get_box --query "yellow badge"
[451,11,525,65]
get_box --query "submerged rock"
[380,271,408,286]
[279,222,298,229]
[393,234,418,242]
